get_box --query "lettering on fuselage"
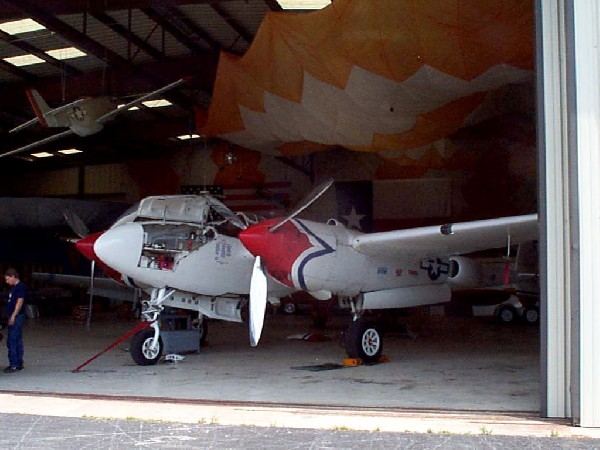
[214,240,232,263]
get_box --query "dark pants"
[6,314,24,368]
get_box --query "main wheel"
[344,320,383,363]
[497,305,517,323]
[523,307,539,324]
[130,327,163,366]
[282,302,297,315]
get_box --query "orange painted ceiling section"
[201,0,534,156]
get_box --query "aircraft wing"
[42,98,88,118]
[32,273,138,302]
[96,77,188,124]
[352,214,538,259]
[0,129,75,158]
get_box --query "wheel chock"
[343,357,363,367]
[343,355,390,367]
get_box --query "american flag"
[181,182,291,218]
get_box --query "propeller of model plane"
[244,178,334,346]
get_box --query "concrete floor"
[0,310,539,411]
[4,310,600,439]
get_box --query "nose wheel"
[129,287,174,365]
[344,319,383,363]
[130,326,163,365]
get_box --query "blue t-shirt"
[7,282,27,317]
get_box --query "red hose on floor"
[72,320,154,372]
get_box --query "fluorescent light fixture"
[3,54,44,67]
[117,99,171,111]
[0,18,46,35]
[277,0,331,9]
[58,148,82,155]
[3,46,86,67]
[31,152,54,158]
[176,134,201,140]
[117,104,139,110]
[46,47,86,60]
[142,99,172,108]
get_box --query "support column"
[538,0,600,426]
[568,0,600,428]
[537,0,571,420]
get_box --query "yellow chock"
[343,354,390,367]
[343,358,363,367]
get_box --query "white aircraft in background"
[2,77,188,158]
[69,178,538,365]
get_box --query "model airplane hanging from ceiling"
[68,179,537,366]
[1,77,188,159]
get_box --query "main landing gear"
[343,297,383,363]
[130,287,173,366]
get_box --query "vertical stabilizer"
[26,88,50,127]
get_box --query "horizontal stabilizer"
[9,117,40,134]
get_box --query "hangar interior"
[0,0,557,427]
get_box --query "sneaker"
[3,366,18,373]
[16,364,23,371]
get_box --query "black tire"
[130,327,163,366]
[497,306,517,323]
[523,307,539,324]
[344,320,383,363]
[282,302,297,315]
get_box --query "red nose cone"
[238,219,278,258]
[239,218,313,288]
[75,232,103,262]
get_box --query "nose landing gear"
[129,287,174,365]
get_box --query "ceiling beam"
[142,7,217,55]
[90,11,166,62]
[3,0,202,110]
[0,54,216,106]
[0,59,37,82]
[2,0,128,67]
[263,0,284,12]
[0,0,238,20]
[211,2,254,46]
[0,29,82,76]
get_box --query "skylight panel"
[58,148,82,155]
[3,46,87,67]
[118,99,172,111]
[46,47,86,60]
[0,18,46,35]
[3,54,44,66]
[31,152,54,158]
[142,99,172,108]
[176,134,201,140]
[277,0,331,9]
[117,104,138,110]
